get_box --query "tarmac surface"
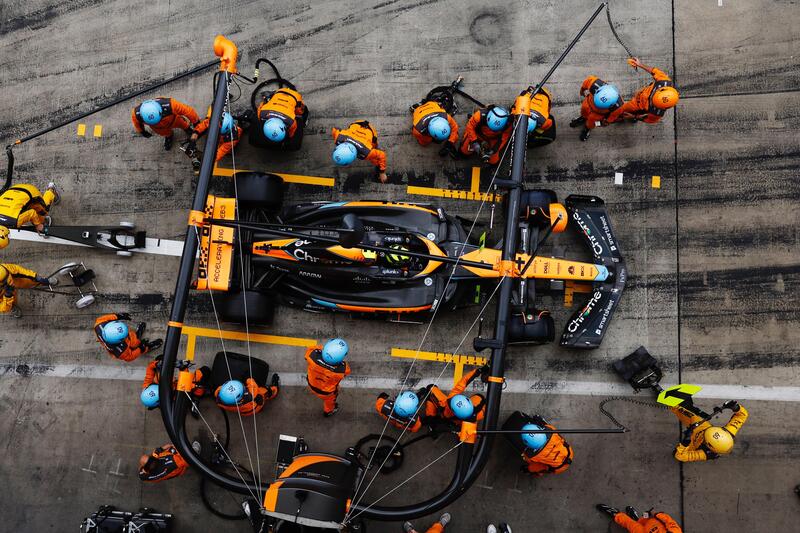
[1,0,799,531]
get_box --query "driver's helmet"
[386,244,411,266]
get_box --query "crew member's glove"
[469,142,481,154]
[721,400,740,412]
[255,395,265,406]
[141,131,152,138]
[378,392,390,400]
[530,414,549,426]
[34,275,50,284]
[4,286,14,297]
[705,451,720,460]
[479,364,491,382]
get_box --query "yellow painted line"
[77,124,86,136]
[93,125,102,137]
[470,166,481,193]
[652,175,661,189]
[391,347,487,386]
[407,185,501,203]
[185,334,197,361]
[180,325,317,348]
[214,165,335,187]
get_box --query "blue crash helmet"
[139,100,162,125]
[486,106,510,131]
[593,85,620,110]
[427,116,451,142]
[332,142,358,166]
[219,380,245,405]
[521,423,548,452]
[322,338,349,364]
[263,118,287,142]
[393,391,419,418]
[102,321,129,345]
[140,384,159,408]
[449,394,474,420]
[220,112,235,135]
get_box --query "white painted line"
[3,363,800,403]
[718,0,723,6]
[9,228,188,257]
[614,172,624,185]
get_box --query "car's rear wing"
[196,195,235,291]
[560,195,627,349]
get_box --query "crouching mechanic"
[190,112,242,169]
[132,98,200,151]
[140,355,211,410]
[0,182,60,246]
[596,503,682,533]
[331,121,388,183]
[375,390,435,433]
[569,76,623,141]
[215,374,280,417]
[513,86,556,148]
[0,263,57,318]
[253,87,309,150]
[459,105,512,165]
[671,398,748,462]
[425,366,487,427]
[607,58,679,125]
[94,313,162,362]
[410,97,459,157]
[305,338,351,417]
[138,444,188,482]
[513,415,573,475]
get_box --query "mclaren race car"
[195,172,626,348]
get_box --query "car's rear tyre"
[232,172,284,212]
[216,290,275,326]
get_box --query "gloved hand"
[34,274,50,284]
[141,131,152,138]
[705,451,720,460]
[4,286,14,297]
[469,142,481,153]
[479,364,491,382]
[721,400,740,412]
[378,392,389,400]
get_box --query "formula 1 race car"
[195,172,626,348]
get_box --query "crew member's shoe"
[596,504,619,517]
[137,322,147,338]
[324,404,339,418]
[438,512,451,526]
[192,158,201,175]
[164,135,174,151]
[46,182,61,205]
[569,117,584,128]
[580,128,590,142]
[402,522,416,533]
[147,339,163,351]
[9,306,22,319]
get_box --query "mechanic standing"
[190,112,242,168]
[305,338,351,417]
[131,98,200,151]
[569,76,623,141]
[410,97,460,157]
[403,512,451,533]
[459,105,512,165]
[94,312,162,362]
[252,87,309,150]
[0,263,57,318]
[138,444,189,482]
[0,182,60,246]
[596,503,682,533]
[215,375,280,417]
[671,398,748,462]
[607,58,679,125]
[331,121,388,183]
[506,414,573,475]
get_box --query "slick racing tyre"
[232,172,284,212]
[217,290,275,326]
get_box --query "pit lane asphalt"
[1,0,799,531]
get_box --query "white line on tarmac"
[2,363,799,403]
